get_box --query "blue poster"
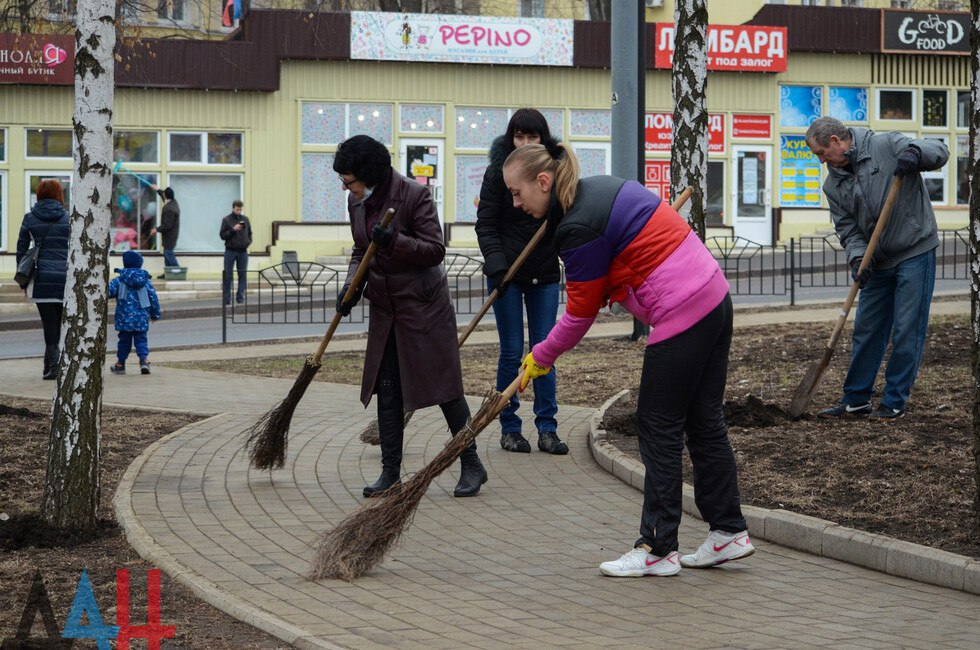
[828,86,868,122]
[779,85,822,128]
[779,135,822,208]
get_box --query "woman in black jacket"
[475,109,567,455]
[17,179,70,380]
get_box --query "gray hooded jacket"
[823,127,947,270]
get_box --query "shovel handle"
[313,208,396,364]
[824,177,902,352]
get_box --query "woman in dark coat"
[475,108,567,455]
[17,179,70,380]
[333,135,488,498]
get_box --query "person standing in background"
[220,200,252,305]
[150,185,180,277]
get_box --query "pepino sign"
[0,33,73,85]
[350,11,573,66]
[655,24,787,73]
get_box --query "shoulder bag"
[14,224,54,290]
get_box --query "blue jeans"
[223,249,248,302]
[163,248,179,267]
[489,277,560,435]
[842,249,936,411]
[117,330,149,363]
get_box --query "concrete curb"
[589,389,980,596]
[112,415,344,650]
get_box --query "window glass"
[27,128,72,158]
[169,133,202,163]
[957,91,970,129]
[922,136,947,205]
[347,103,393,145]
[956,134,969,205]
[28,174,71,210]
[0,173,5,250]
[0,129,5,161]
[538,108,564,141]
[157,0,184,20]
[455,107,509,149]
[113,131,158,164]
[302,102,347,145]
[779,86,822,128]
[569,109,610,137]
[167,174,241,251]
[922,90,947,128]
[827,87,868,122]
[576,146,609,177]
[302,153,348,222]
[877,89,914,120]
[455,155,487,224]
[706,161,724,225]
[110,172,158,252]
[400,104,444,134]
[207,133,242,165]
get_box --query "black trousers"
[36,303,63,347]
[635,294,746,556]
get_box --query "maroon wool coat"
[344,169,464,412]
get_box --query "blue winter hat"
[122,250,143,268]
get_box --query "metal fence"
[225,229,970,330]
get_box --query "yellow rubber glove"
[519,351,551,392]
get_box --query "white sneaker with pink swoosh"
[599,547,681,577]
[680,530,755,568]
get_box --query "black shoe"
[537,431,569,455]
[500,431,531,453]
[362,472,400,498]
[816,402,871,418]
[236,298,245,304]
[454,445,487,497]
[157,274,165,279]
[110,363,126,375]
[140,359,151,375]
[869,405,906,420]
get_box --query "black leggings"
[36,303,63,347]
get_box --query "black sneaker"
[869,405,905,420]
[500,432,531,453]
[537,431,569,455]
[140,359,151,375]
[816,402,871,418]
[110,363,126,375]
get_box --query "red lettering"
[116,569,175,650]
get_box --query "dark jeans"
[36,303,63,347]
[223,249,248,302]
[117,330,150,363]
[634,294,746,556]
[842,249,936,411]
[163,248,180,268]
[488,278,559,435]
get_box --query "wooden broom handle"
[313,208,396,364]
[825,177,902,352]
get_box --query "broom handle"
[313,208,396,364]
[824,177,902,352]
[456,186,694,348]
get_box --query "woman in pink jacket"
[503,142,754,577]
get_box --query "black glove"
[850,257,873,288]
[894,146,921,177]
[336,284,363,317]
[371,221,395,248]
[490,270,510,298]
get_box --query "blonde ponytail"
[503,142,581,211]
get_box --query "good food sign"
[0,33,73,85]
[882,10,969,55]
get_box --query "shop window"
[26,128,72,158]
[455,155,488,224]
[828,87,868,123]
[157,0,184,21]
[956,135,970,205]
[922,136,948,205]
[110,172,158,252]
[47,0,76,17]
[574,142,611,177]
[455,107,509,150]
[877,89,914,121]
[167,174,242,251]
[922,90,947,128]
[348,103,393,146]
[302,103,347,145]
[400,104,444,134]
[168,132,242,165]
[957,90,970,129]
[569,109,611,137]
[706,161,724,225]
[114,131,158,164]
[539,108,565,141]
[302,153,348,222]
[27,174,72,211]
[0,172,6,250]
[0,128,5,162]
[779,86,822,128]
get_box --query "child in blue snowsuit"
[109,250,162,375]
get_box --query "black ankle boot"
[363,471,400,498]
[454,442,488,497]
[42,345,59,380]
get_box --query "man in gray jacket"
[805,116,948,420]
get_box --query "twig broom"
[311,374,522,581]
[245,208,396,470]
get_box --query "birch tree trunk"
[41,0,115,529]
[970,0,980,530]
[670,0,708,241]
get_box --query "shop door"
[731,145,772,245]
[400,139,444,224]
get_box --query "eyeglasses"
[339,175,358,189]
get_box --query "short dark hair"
[36,179,64,204]
[333,135,392,188]
[163,187,175,201]
[805,116,851,148]
[232,200,244,208]
[503,108,553,154]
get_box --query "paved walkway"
[2,302,979,648]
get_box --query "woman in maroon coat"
[334,135,488,498]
